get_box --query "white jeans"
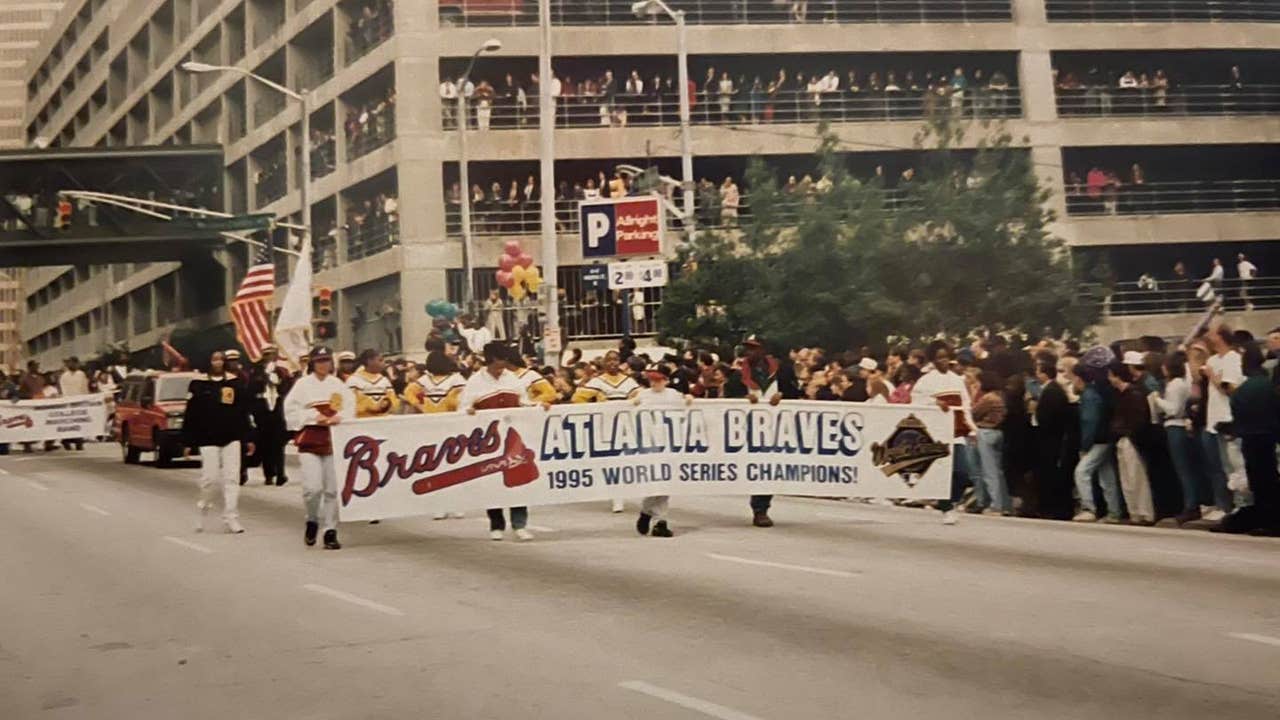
[641,495,668,521]
[1115,438,1154,522]
[198,442,241,522]
[299,452,339,532]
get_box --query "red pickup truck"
[115,371,200,467]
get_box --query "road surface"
[1,445,1277,719]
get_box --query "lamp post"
[455,38,503,313]
[180,62,312,254]
[632,0,695,246]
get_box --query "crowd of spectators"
[309,129,337,179]
[346,0,394,60]
[1065,160,1280,216]
[344,88,397,159]
[441,63,1018,129]
[342,192,399,260]
[254,156,287,206]
[1054,64,1272,115]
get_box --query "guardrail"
[1046,0,1280,22]
[347,114,396,161]
[1085,277,1280,317]
[255,170,287,208]
[346,219,399,261]
[440,0,1012,27]
[445,86,1021,130]
[1065,179,1280,217]
[1057,84,1280,117]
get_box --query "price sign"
[542,326,562,354]
[606,260,668,291]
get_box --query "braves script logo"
[341,420,539,506]
[0,414,34,429]
[870,414,949,487]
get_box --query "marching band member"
[460,342,548,541]
[250,345,294,486]
[284,347,356,550]
[183,350,255,534]
[571,349,641,512]
[405,350,468,521]
[510,356,558,406]
[346,349,400,418]
[633,366,692,537]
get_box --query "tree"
[657,115,1100,352]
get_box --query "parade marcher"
[725,336,800,527]
[910,343,975,525]
[633,366,691,537]
[346,349,401,418]
[183,351,256,534]
[58,356,90,451]
[223,349,255,485]
[403,350,466,414]
[249,345,294,486]
[336,351,357,382]
[571,349,641,512]
[284,347,356,550]
[460,342,548,541]
[511,354,558,406]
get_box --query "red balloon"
[504,240,523,257]
[495,270,515,288]
[517,253,534,268]
[499,254,517,271]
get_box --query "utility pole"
[538,0,559,361]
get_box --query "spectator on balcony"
[522,175,538,230]
[720,176,740,226]
[1153,69,1169,110]
[498,73,519,129]
[1127,162,1146,214]
[582,177,600,201]
[1170,260,1192,312]
[1205,258,1225,295]
[701,67,717,124]
[717,72,734,122]
[1238,253,1258,311]
[601,70,618,126]
[988,69,1010,115]
[440,77,458,128]
[949,67,968,114]
[484,289,507,341]
[506,181,520,232]
[446,181,461,233]
[766,69,787,123]
[1102,169,1121,215]
[1085,165,1106,214]
[748,77,764,123]
[473,81,495,131]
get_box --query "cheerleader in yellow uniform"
[404,350,468,520]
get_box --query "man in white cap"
[859,357,891,403]
[633,366,691,537]
[283,346,356,550]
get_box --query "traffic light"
[313,287,336,340]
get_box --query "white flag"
[274,236,314,367]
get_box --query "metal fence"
[346,218,400,261]
[1086,277,1280,317]
[446,86,1021,130]
[446,266,665,341]
[1057,84,1280,117]
[440,0,1012,27]
[254,167,287,208]
[1065,179,1280,217]
[1045,0,1280,22]
[345,8,394,66]
[347,112,396,161]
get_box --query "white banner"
[0,394,110,444]
[330,400,954,522]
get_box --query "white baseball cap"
[1122,350,1145,367]
[858,357,878,372]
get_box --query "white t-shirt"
[458,369,530,411]
[635,387,685,408]
[910,367,974,442]
[1205,350,1243,433]
[1238,260,1257,280]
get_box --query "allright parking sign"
[579,196,664,258]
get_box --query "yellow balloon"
[511,264,529,284]
[525,266,542,293]
[510,282,527,301]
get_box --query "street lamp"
[180,61,312,253]
[631,0,695,246]
[457,38,503,313]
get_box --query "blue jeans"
[1198,431,1234,511]
[937,441,974,512]
[487,507,528,530]
[976,428,1010,513]
[1074,443,1122,518]
[1165,426,1200,512]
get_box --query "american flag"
[231,243,276,362]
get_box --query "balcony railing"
[255,170,287,208]
[440,0,1012,27]
[345,9,394,67]
[346,217,399,260]
[1057,84,1280,117]
[445,86,1021,130]
[1046,0,1280,22]
[1065,179,1280,217]
[1085,277,1280,317]
[347,111,396,160]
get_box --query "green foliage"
[657,115,1100,352]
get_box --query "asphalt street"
[1,444,1278,720]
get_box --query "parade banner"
[331,400,954,522]
[0,394,109,443]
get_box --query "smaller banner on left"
[0,395,110,443]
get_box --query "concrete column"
[1018,49,1056,124]
[1013,0,1047,24]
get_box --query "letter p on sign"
[580,203,617,257]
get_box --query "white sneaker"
[448,511,466,519]
[611,499,625,513]
[433,512,448,520]
[941,509,958,525]
[196,504,210,533]
[1072,510,1098,522]
[515,528,534,542]
[224,518,245,534]
[489,530,504,541]
[1203,508,1227,522]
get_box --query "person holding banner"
[183,351,256,534]
[726,336,801,528]
[404,350,469,521]
[461,342,549,541]
[347,350,401,418]
[911,343,976,526]
[633,366,692,538]
[284,347,357,550]
[572,349,641,513]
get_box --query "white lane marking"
[302,583,405,617]
[23,479,49,491]
[526,524,557,533]
[705,553,858,578]
[1229,633,1280,648]
[0,467,9,474]
[162,536,213,554]
[619,681,765,720]
[79,502,111,516]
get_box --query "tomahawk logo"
[341,420,539,505]
[0,414,34,429]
